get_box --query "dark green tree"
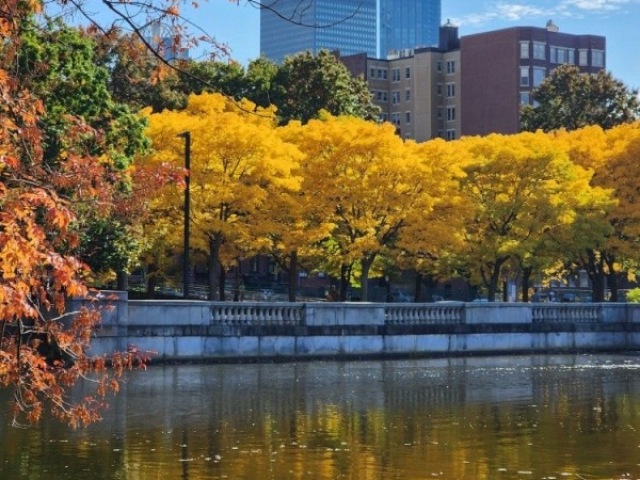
[521,64,640,132]
[93,33,379,125]
[245,56,280,109]
[16,21,148,167]
[271,50,380,125]
[15,21,149,285]
[91,28,253,113]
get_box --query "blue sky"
[197,0,640,89]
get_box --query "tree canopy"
[1,3,155,428]
[91,32,380,125]
[521,65,640,132]
[13,20,151,284]
[141,93,300,300]
[267,50,380,125]
[555,123,640,301]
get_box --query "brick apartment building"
[461,20,605,136]
[342,20,605,140]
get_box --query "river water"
[2,354,640,479]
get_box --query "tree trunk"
[116,270,128,292]
[592,273,606,302]
[487,278,498,302]
[521,266,533,302]
[485,257,507,302]
[146,263,157,299]
[584,250,606,302]
[208,235,222,301]
[288,250,298,302]
[219,268,226,301]
[339,264,351,301]
[608,273,619,302]
[360,257,373,302]
[414,272,424,302]
[233,262,241,302]
[604,254,619,302]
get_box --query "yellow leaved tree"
[557,123,640,301]
[391,138,468,301]
[141,93,299,300]
[454,131,611,301]
[289,114,438,301]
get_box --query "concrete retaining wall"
[75,293,640,361]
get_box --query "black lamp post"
[177,131,191,299]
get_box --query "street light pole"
[177,131,191,299]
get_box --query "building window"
[579,49,588,66]
[391,113,401,126]
[520,91,530,105]
[376,91,388,102]
[380,113,388,122]
[520,66,530,87]
[592,49,605,67]
[375,68,387,79]
[550,46,575,64]
[405,89,411,101]
[446,129,456,140]
[370,68,375,78]
[533,42,546,60]
[447,107,456,122]
[520,41,530,59]
[437,84,443,96]
[533,67,546,87]
[437,61,442,72]
[437,108,443,119]
[405,111,411,124]
[392,91,400,105]
[446,60,455,74]
[446,83,455,98]
[392,68,401,82]
[405,66,411,79]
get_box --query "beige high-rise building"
[342,22,461,142]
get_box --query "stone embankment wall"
[78,292,640,361]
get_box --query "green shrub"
[626,288,640,303]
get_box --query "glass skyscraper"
[260,0,441,62]
[380,0,441,54]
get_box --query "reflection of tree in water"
[2,358,640,479]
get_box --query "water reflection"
[2,355,640,479]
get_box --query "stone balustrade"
[211,302,305,326]
[385,303,465,325]
[531,304,600,323]
[75,293,640,361]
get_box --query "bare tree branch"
[248,0,363,29]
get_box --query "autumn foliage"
[3,0,640,429]
[142,90,640,303]
[0,2,157,428]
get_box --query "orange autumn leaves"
[0,3,153,428]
